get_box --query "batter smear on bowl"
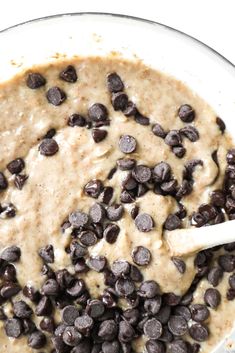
[0,57,235,353]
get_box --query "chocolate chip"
[130,264,143,282]
[87,255,107,272]
[70,241,88,260]
[35,296,52,316]
[119,135,137,154]
[46,87,66,106]
[100,187,114,204]
[165,130,182,147]
[107,167,117,180]
[153,162,171,182]
[190,304,209,322]
[39,317,54,333]
[178,104,195,123]
[159,326,173,343]
[111,260,129,277]
[98,319,118,341]
[180,292,193,306]
[227,149,235,164]
[216,117,226,133]
[39,138,59,156]
[132,165,151,183]
[66,279,86,298]
[107,73,124,93]
[171,257,186,274]
[1,246,21,262]
[184,159,203,180]
[75,314,93,335]
[135,213,154,232]
[218,254,235,272]
[104,223,120,244]
[39,244,54,263]
[74,258,88,273]
[120,190,135,203]
[180,126,199,142]
[111,92,128,111]
[86,299,105,318]
[172,146,186,158]
[88,103,108,122]
[152,123,167,138]
[122,308,139,326]
[123,101,137,116]
[122,173,138,191]
[41,278,60,296]
[227,288,235,300]
[69,210,89,228]
[43,128,56,139]
[26,72,46,89]
[28,330,46,349]
[207,267,223,287]
[189,323,209,342]
[117,158,136,171]
[23,318,36,335]
[68,114,86,127]
[5,318,23,338]
[0,172,8,190]
[145,340,165,353]
[229,273,235,290]
[169,340,188,353]
[143,318,163,339]
[161,179,178,195]
[224,242,235,252]
[115,278,135,297]
[89,203,105,223]
[134,111,150,125]
[168,315,187,336]
[164,214,181,231]
[60,65,77,83]
[176,180,193,199]
[14,174,28,190]
[61,305,80,326]
[92,129,107,143]
[84,179,103,198]
[106,204,124,221]
[62,326,82,346]
[130,205,139,220]
[2,264,16,282]
[139,280,160,298]
[144,296,162,315]
[164,293,181,306]
[118,320,135,342]
[23,285,40,302]
[13,300,32,318]
[7,158,25,174]
[51,335,69,352]
[79,230,97,246]
[210,190,225,207]
[204,288,221,309]
[132,246,151,266]
[174,306,191,322]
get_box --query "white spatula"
[165,220,235,256]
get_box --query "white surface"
[0,0,234,65]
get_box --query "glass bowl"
[0,12,235,353]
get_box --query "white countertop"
[0,0,234,64]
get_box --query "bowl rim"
[0,11,234,70]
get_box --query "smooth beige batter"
[0,56,234,352]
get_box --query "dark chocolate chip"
[229,273,235,289]
[135,213,154,232]
[88,103,108,122]
[89,203,106,223]
[132,246,151,266]
[115,278,135,297]
[152,123,167,138]
[84,179,103,198]
[210,190,225,207]
[204,288,221,309]
[46,87,66,106]
[7,158,25,174]
[111,92,128,111]
[216,117,226,133]
[218,254,235,272]
[117,158,136,171]
[161,179,178,195]
[102,340,120,353]
[132,165,151,183]
[23,285,40,302]
[224,242,235,252]
[106,204,124,221]
[120,190,135,203]
[165,130,182,147]
[59,65,77,83]
[1,246,21,262]
[174,306,191,321]
[13,300,32,318]
[0,172,8,190]
[63,326,82,346]
[227,288,235,300]
[198,204,217,221]
[118,320,135,342]
[68,114,86,127]
[28,330,46,349]
[171,257,186,274]
[134,111,150,125]
[164,293,181,306]
[176,180,193,199]
[1,282,21,298]
[207,267,223,287]
[79,230,97,246]
[111,260,130,277]
[26,72,46,89]
[66,279,86,297]
[43,128,56,139]
[159,326,173,343]
[123,308,139,326]
[130,264,143,282]
[75,313,94,335]
[180,126,199,142]
[23,318,36,335]
[227,149,235,165]
[107,72,124,93]
[92,129,107,143]
[100,186,114,204]
[69,210,89,228]
[39,317,55,333]
[144,296,162,315]
[119,135,137,154]
[2,264,16,282]
[87,255,107,272]
[139,280,160,298]
[183,159,203,179]
[153,162,171,182]
[123,101,137,117]
[122,173,138,191]
[168,315,187,336]
[189,323,209,342]
[169,340,188,353]
[104,223,120,244]
[164,214,181,231]
[39,138,59,156]
[190,304,209,322]
[51,335,69,353]
[146,340,166,353]
[98,319,118,341]
[74,258,89,273]
[5,318,23,338]
[178,104,195,123]
[130,205,139,219]
[14,174,28,190]
[35,296,52,316]
[62,305,80,325]
[70,241,88,260]
[107,167,117,180]
[41,278,60,296]
[144,318,163,339]
[180,292,193,306]
[86,299,105,318]
[172,146,186,158]
[39,244,54,263]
